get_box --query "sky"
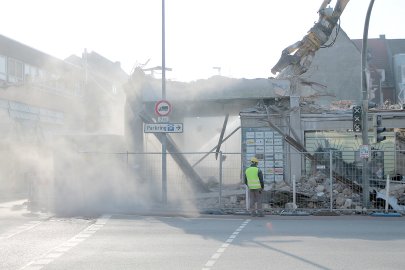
[1,0,405,82]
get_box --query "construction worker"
[244,157,264,217]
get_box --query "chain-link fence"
[45,150,405,215]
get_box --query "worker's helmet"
[250,157,259,164]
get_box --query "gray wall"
[298,29,362,104]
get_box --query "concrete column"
[289,96,302,181]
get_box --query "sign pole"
[161,0,167,204]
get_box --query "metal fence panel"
[49,150,405,215]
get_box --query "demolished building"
[125,28,405,212]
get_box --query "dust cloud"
[0,68,162,217]
[1,65,243,217]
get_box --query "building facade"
[0,34,128,199]
[352,35,405,107]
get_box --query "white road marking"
[205,260,216,267]
[46,253,63,258]
[20,214,111,270]
[202,219,251,270]
[211,253,222,259]
[0,221,42,240]
[54,247,71,253]
[62,242,79,247]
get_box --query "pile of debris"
[372,181,405,210]
[295,172,361,210]
[381,100,403,110]
[299,98,352,114]
[196,172,405,213]
[195,171,363,212]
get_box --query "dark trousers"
[249,189,263,212]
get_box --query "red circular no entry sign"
[154,100,172,116]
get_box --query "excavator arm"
[271,0,350,78]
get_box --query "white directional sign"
[144,123,183,133]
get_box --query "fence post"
[330,150,333,211]
[219,151,223,209]
[385,174,390,213]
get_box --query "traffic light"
[373,114,386,143]
[352,105,362,132]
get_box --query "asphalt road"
[1,200,405,270]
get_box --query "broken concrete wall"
[297,29,362,104]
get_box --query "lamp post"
[361,0,375,208]
[161,0,167,204]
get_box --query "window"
[24,63,40,82]
[0,55,6,81]
[401,65,405,83]
[7,58,24,83]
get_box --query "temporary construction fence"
[48,150,405,215]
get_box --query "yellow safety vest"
[245,167,261,189]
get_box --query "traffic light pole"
[361,0,375,208]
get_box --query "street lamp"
[361,0,375,208]
[162,0,167,204]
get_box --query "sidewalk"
[0,199,28,211]
[0,192,28,204]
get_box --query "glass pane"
[8,58,15,76]
[0,55,6,73]
[16,61,23,80]
[24,63,31,75]
[402,65,405,82]
[0,55,5,80]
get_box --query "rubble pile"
[299,98,352,114]
[329,100,353,110]
[381,100,403,110]
[195,174,405,212]
[373,182,405,207]
[195,172,364,211]
[280,172,361,210]
[300,98,405,114]
[385,183,405,198]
